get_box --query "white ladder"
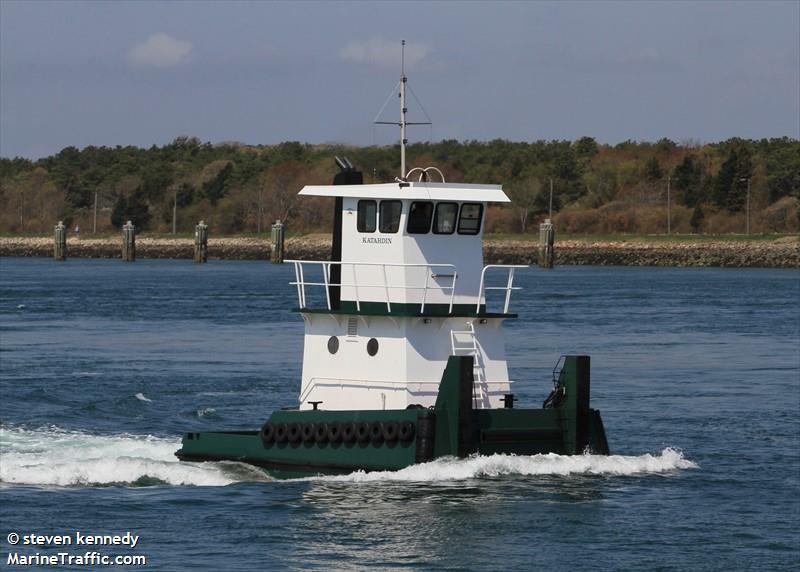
[450,321,487,408]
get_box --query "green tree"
[644,157,663,182]
[713,142,753,212]
[672,156,704,207]
[202,163,234,205]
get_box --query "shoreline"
[0,235,797,268]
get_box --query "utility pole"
[548,177,554,220]
[667,176,671,235]
[93,191,98,234]
[172,190,177,235]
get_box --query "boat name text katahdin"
[362,237,392,245]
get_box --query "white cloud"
[127,33,192,68]
[339,38,429,69]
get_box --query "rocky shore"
[1,235,797,268]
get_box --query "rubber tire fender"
[287,423,302,444]
[274,423,289,443]
[314,422,329,444]
[327,422,343,443]
[259,422,276,445]
[381,421,399,442]
[398,421,415,442]
[355,422,370,443]
[341,421,357,443]
[301,423,315,443]
[369,422,384,445]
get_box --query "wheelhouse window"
[357,200,377,233]
[379,200,402,233]
[407,201,433,234]
[433,202,458,234]
[458,203,483,235]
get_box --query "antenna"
[374,40,432,180]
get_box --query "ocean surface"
[1,257,798,571]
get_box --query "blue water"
[1,258,798,570]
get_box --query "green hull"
[176,355,609,479]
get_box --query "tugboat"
[176,45,609,479]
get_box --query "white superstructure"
[290,179,526,412]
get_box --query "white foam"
[196,407,216,418]
[0,426,268,487]
[134,393,152,402]
[300,448,697,483]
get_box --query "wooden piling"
[538,219,555,269]
[54,221,67,261]
[270,220,285,264]
[122,220,136,262]
[194,220,209,263]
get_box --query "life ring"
[341,421,357,443]
[287,423,302,444]
[369,422,384,444]
[327,422,343,443]
[259,422,275,445]
[301,423,315,443]
[398,421,415,442]
[381,421,399,442]
[274,423,288,443]
[355,422,370,443]
[314,422,329,443]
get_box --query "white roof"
[298,181,510,203]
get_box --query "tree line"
[1,136,797,235]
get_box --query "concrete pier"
[122,220,136,262]
[194,220,208,263]
[538,219,555,269]
[270,220,285,264]
[53,221,67,261]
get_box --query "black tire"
[314,422,329,443]
[341,421,357,443]
[398,421,415,442]
[301,423,315,443]
[327,422,343,443]
[381,421,399,442]
[287,423,301,444]
[259,422,275,445]
[355,422,370,443]
[369,422,384,445]
[274,423,288,443]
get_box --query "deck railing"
[287,260,527,315]
[476,265,527,314]
[286,260,458,313]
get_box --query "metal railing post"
[382,264,392,313]
[322,262,331,310]
[504,268,515,314]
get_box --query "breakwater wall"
[1,236,797,268]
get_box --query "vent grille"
[347,317,358,337]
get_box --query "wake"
[1,425,696,488]
[0,425,267,487]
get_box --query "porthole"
[367,338,379,356]
[327,336,339,354]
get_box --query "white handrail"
[287,260,527,315]
[300,376,514,404]
[476,264,527,314]
[287,260,457,312]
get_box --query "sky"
[1,0,798,159]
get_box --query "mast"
[400,40,407,179]
[374,40,431,180]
